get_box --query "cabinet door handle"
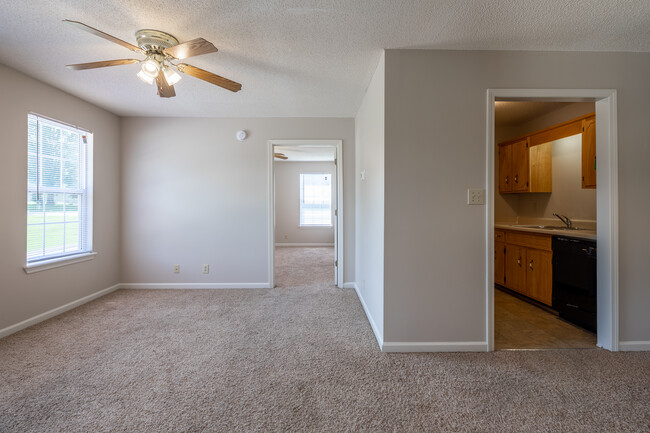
[517,257,521,266]
[514,174,519,183]
[505,175,509,184]
[529,259,534,270]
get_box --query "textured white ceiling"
[1,0,648,117]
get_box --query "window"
[299,173,332,226]
[26,114,93,268]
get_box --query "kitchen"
[494,101,598,350]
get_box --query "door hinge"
[335,260,338,267]
[335,209,338,216]
[334,158,337,166]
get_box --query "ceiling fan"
[274,153,288,160]
[63,20,241,98]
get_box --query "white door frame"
[486,89,619,351]
[268,139,344,288]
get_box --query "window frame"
[298,172,333,227]
[24,113,94,273]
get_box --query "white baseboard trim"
[381,341,489,353]
[619,341,650,351]
[0,283,121,339]
[275,243,334,247]
[348,282,383,349]
[121,283,270,289]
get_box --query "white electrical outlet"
[202,264,209,274]
[173,264,180,274]
[467,189,485,205]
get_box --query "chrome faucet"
[553,213,572,229]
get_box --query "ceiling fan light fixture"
[163,66,182,86]
[141,58,160,78]
[137,69,155,85]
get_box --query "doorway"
[486,89,619,351]
[268,140,344,288]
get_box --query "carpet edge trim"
[0,283,121,339]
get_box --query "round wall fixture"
[236,130,248,141]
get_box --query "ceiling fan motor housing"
[135,29,179,53]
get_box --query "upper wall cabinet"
[498,138,552,194]
[581,115,597,189]
[498,112,595,194]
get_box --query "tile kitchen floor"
[495,288,597,350]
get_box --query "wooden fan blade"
[274,153,288,160]
[63,20,145,54]
[66,59,141,70]
[155,73,176,98]
[164,38,218,60]
[176,63,241,92]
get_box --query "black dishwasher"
[552,236,597,333]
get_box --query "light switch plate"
[467,189,485,205]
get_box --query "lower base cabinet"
[495,229,553,306]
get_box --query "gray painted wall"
[120,117,355,285]
[354,53,385,340]
[383,50,650,344]
[275,161,335,245]
[0,64,121,331]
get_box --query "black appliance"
[552,236,597,333]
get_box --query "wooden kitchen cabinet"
[582,115,596,189]
[495,230,506,286]
[505,245,528,295]
[512,139,530,192]
[525,249,553,305]
[497,229,553,306]
[498,137,552,194]
[498,144,513,193]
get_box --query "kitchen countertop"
[495,224,597,241]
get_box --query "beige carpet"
[1,247,648,432]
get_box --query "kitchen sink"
[511,225,586,231]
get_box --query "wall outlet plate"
[467,188,485,205]
[173,264,180,273]
[202,264,209,274]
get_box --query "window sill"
[24,252,97,274]
[298,225,333,228]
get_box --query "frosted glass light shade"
[137,70,155,84]
[163,67,182,86]
[141,59,160,78]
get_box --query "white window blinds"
[299,173,332,226]
[27,114,93,263]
